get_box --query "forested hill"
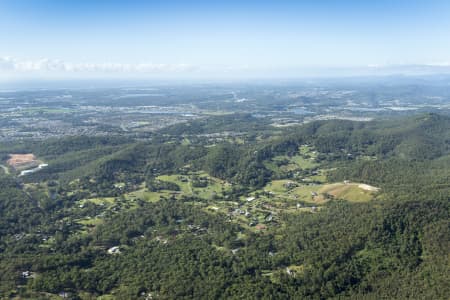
[0,113,448,299]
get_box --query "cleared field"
[268,154,319,172]
[290,155,319,170]
[157,174,192,193]
[263,180,379,204]
[125,188,172,202]
[7,153,41,170]
[290,185,324,202]
[156,172,231,200]
[264,179,296,194]
[317,183,379,202]
[80,197,116,205]
[265,146,320,176]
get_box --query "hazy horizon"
[2,0,450,80]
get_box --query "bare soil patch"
[7,154,40,170]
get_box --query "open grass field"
[157,172,231,199]
[80,197,116,205]
[263,180,379,204]
[290,155,319,170]
[264,179,297,194]
[125,188,172,202]
[265,145,320,176]
[121,171,231,203]
[317,183,379,202]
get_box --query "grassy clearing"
[264,179,295,194]
[262,180,378,204]
[125,188,170,202]
[309,174,326,183]
[318,183,378,202]
[81,197,115,205]
[299,145,316,156]
[157,171,231,200]
[287,264,305,274]
[290,185,324,203]
[290,155,319,170]
[120,171,231,204]
[266,145,320,176]
[158,174,192,193]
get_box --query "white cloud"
[0,56,197,74]
[0,56,16,70]
[3,56,450,79]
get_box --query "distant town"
[1,79,449,141]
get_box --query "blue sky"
[1,0,450,79]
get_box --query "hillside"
[0,114,448,299]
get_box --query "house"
[14,233,25,241]
[22,271,32,278]
[283,181,297,189]
[246,196,255,202]
[107,246,121,254]
[154,236,168,244]
[233,208,245,215]
[58,291,70,298]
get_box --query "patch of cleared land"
[125,188,175,202]
[80,197,116,206]
[265,145,321,178]
[7,153,41,170]
[156,172,231,200]
[263,180,379,204]
[122,172,232,203]
[316,182,379,202]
